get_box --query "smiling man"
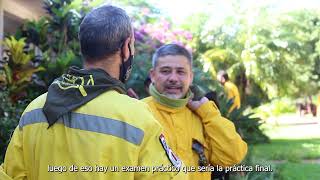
[143,44,248,180]
[151,54,191,99]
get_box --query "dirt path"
[266,113,319,126]
[264,113,320,139]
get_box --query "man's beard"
[163,92,184,99]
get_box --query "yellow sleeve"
[195,101,247,167]
[3,127,28,180]
[135,110,186,180]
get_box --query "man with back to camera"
[217,70,241,112]
[0,5,185,180]
[143,44,248,180]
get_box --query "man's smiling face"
[150,55,193,99]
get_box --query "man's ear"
[150,69,155,83]
[121,37,131,61]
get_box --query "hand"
[187,97,209,111]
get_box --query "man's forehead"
[156,55,191,68]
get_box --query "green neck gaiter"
[149,83,192,108]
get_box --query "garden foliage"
[0,0,271,161]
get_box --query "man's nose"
[168,72,179,82]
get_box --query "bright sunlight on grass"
[252,139,320,162]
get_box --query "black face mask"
[119,45,134,83]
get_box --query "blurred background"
[0,0,319,179]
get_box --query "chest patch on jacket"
[159,134,182,168]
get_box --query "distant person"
[307,96,317,117]
[1,5,184,180]
[217,70,241,112]
[143,44,247,180]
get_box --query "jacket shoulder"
[82,91,161,129]
[141,96,153,104]
[108,92,152,111]
[22,93,47,115]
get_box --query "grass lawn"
[233,114,320,180]
[251,139,320,162]
[245,139,320,180]
[262,123,320,139]
[276,162,320,180]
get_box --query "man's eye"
[178,71,186,75]
[161,70,170,73]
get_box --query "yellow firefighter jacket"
[143,97,248,180]
[224,81,241,111]
[1,91,185,180]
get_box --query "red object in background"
[296,96,317,117]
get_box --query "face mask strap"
[119,42,133,83]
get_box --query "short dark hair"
[79,5,132,62]
[152,44,192,68]
[217,70,229,81]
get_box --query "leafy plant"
[3,36,32,66]
[217,90,269,144]
[1,36,45,101]
[13,0,86,88]
[15,18,49,51]
[44,0,83,54]
[254,98,296,119]
[224,145,276,180]
[0,90,27,162]
[38,50,80,85]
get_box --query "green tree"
[190,3,320,105]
